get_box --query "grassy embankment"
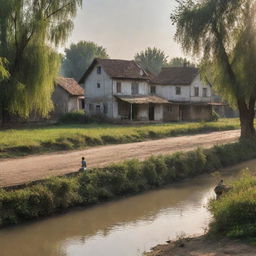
[0,118,240,158]
[1,139,256,228]
[209,171,256,240]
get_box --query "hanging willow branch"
[0,0,82,118]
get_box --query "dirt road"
[0,130,240,187]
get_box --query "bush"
[209,172,256,238]
[210,110,220,121]
[59,111,87,124]
[1,140,256,228]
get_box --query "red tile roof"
[56,77,84,96]
[79,58,149,83]
[151,67,198,85]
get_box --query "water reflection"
[1,159,255,256]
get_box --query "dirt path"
[145,235,256,256]
[0,130,240,188]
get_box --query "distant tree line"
[62,41,109,81]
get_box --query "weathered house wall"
[190,76,211,102]
[52,86,70,115]
[155,75,211,103]
[84,64,114,118]
[163,105,180,122]
[179,105,212,121]
[113,80,150,119]
[113,80,149,95]
[156,85,190,102]
[136,104,149,120]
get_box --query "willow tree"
[135,47,168,75]
[0,0,82,121]
[172,0,256,139]
[0,58,9,81]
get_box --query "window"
[168,105,172,112]
[80,99,85,110]
[117,82,122,93]
[96,105,101,113]
[150,86,156,94]
[89,104,93,112]
[176,87,181,95]
[97,83,101,88]
[103,103,108,114]
[194,87,199,97]
[203,88,207,97]
[131,82,139,95]
[97,66,101,74]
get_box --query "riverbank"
[145,235,256,256]
[146,166,256,256]
[1,140,256,228]
[0,119,239,158]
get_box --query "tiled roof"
[151,67,198,85]
[79,58,149,83]
[56,77,84,96]
[115,95,169,104]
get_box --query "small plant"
[210,110,220,122]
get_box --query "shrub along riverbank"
[209,172,256,239]
[1,140,256,228]
[0,119,240,158]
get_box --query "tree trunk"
[238,98,256,139]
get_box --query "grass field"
[0,119,240,158]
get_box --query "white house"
[79,58,218,122]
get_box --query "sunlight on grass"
[0,119,239,147]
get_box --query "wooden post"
[130,104,133,121]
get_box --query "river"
[1,159,256,256]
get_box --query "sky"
[66,0,187,61]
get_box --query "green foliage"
[168,57,195,67]
[62,41,109,81]
[210,110,220,122]
[209,172,256,238]
[0,0,82,119]
[0,119,240,158]
[0,58,9,81]
[59,111,87,124]
[134,47,168,75]
[171,0,256,137]
[1,140,256,227]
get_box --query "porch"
[115,95,169,121]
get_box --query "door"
[149,104,155,121]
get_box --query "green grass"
[1,139,256,228]
[0,119,240,158]
[209,171,256,239]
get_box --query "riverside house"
[79,58,219,122]
[52,77,85,116]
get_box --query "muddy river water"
[1,159,256,256]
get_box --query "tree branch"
[46,2,72,19]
